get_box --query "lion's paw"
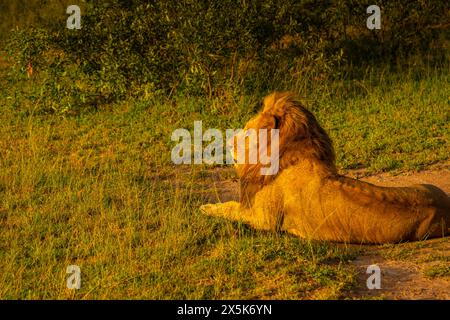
[200,201,240,218]
[200,203,218,216]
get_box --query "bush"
[3,0,449,113]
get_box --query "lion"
[200,91,450,244]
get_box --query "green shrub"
[2,0,449,113]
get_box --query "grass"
[0,59,449,299]
[424,264,450,279]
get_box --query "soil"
[347,238,449,299]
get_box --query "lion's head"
[230,91,336,207]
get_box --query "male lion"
[200,91,450,244]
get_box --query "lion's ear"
[273,115,281,129]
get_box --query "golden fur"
[201,91,450,244]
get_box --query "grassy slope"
[0,65,449,299]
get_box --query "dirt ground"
[348,238,449,299]
[194,164,450,300]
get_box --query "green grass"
[0,62,449,299]
[424,264,450,279]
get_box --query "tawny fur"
[200,91,450,244]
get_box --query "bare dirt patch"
[347,238,449,299]
[346,165,450,192]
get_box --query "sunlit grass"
[0,63,448,299]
